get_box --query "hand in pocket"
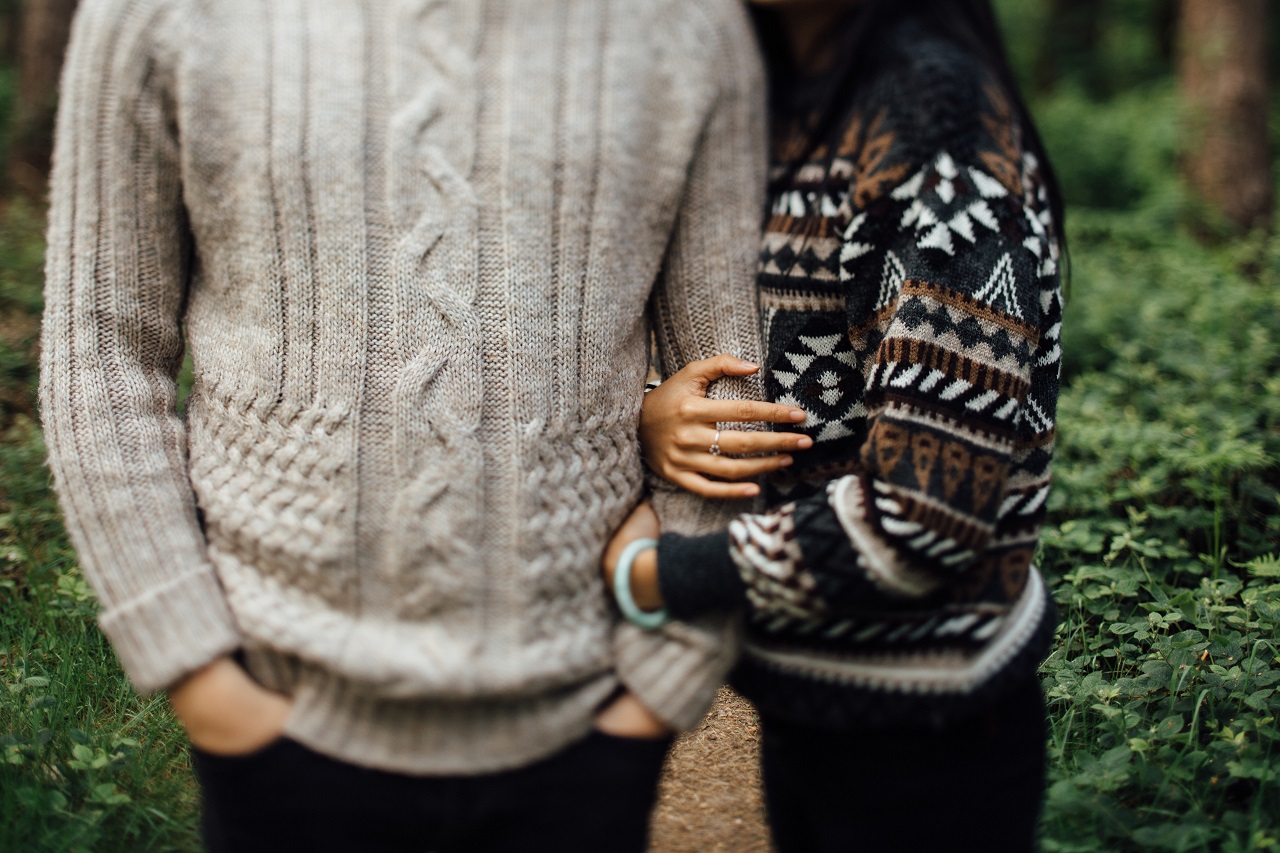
[168,657,293,757]
[593,690,674,741]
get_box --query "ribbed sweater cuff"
[97,569,241,693]
[657,531,746,620]
[613,616,740,731]
[279,665,618,775]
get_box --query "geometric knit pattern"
[731,19,1061,727]
[40,0,766,773]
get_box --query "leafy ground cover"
[0,203,201,852]
[1039,223,1280,851]
[1034,77,1280,851]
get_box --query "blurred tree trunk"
[1153,0,1179,67]
[1,1,21,66]
[1035,0,1104,94]
[1179,0,1272,233]
[9,0,78,196]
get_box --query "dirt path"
[648,688,773,853]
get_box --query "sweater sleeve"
[610,0,767,731]
[656,75,1063,624]
[39,0,241,693]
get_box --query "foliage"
[0,205,201,851]
[0,199,44,420]
[995,0,1176,101]
[1035,82,1181,216]
[0,424,202,853]
[989,8,1280,841]
[0,63,13,180]
[1032,96,1280,849]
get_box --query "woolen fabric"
[41,0,766,774]
[655,17,1062,728]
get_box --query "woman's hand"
[167,657,293,756]
[642,355,811,499]
[602,501,663,611]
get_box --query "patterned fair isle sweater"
[657,20,1062,729]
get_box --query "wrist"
[594,690,674,739]
[613,538,669,629]
[166,656,293,755]
[630,548,664,611]
[167,656,236,707]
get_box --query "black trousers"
[191,730,671,853]
[760,678,1048,853]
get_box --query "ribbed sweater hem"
[731,571,1058,730]
[249,655,619,775]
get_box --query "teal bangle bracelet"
[613,538,668,630]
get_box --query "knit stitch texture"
[657,18,1061,728]
[40,0,765,774]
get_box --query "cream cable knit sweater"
[40,0,765,774]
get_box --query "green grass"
[0,205,201,852]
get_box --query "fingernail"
[790,410,807,421]
[780,456,793,467]
[744,484,760,496]
[797,437,813,449]
[738,360,759,370]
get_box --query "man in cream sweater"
[40,0,766,849]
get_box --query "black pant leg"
[469,730,673,853]
[194,730,672,853]
[191,738,459,853]
[760,734,820,853]
[761,678,1048,853]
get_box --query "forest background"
[2,1,1280,851]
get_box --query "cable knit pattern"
[187,394,354,605]
[40,0,765,774]
[382,0,486,619]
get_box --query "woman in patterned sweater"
[605,1,1065,850]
